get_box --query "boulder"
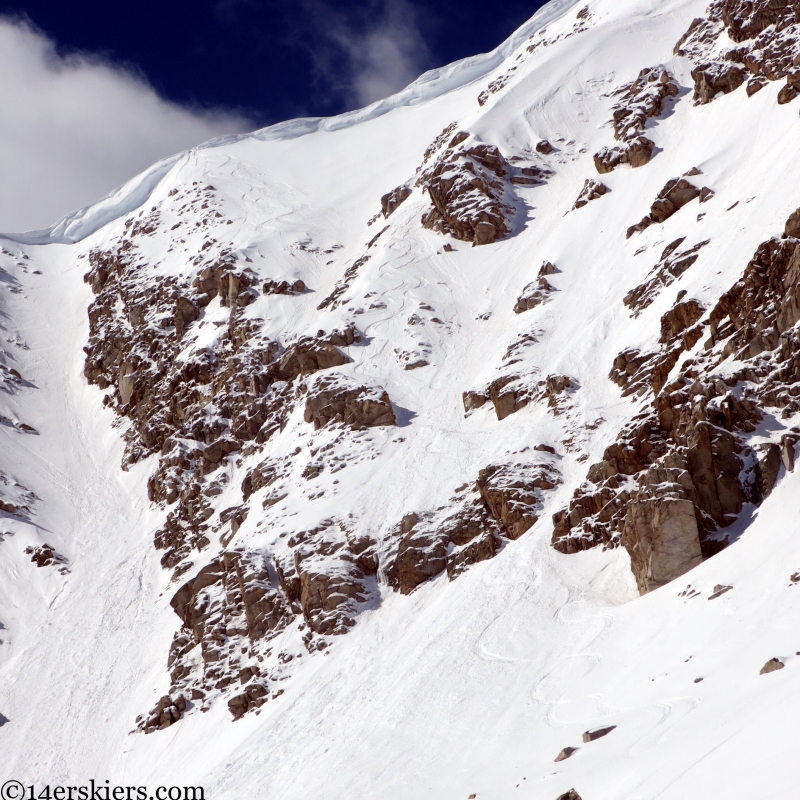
[474,221,497,246]
[582,725,616,742]
[626,136,656,168]
[760,658,785,675]
[622,497,703,594]
[554,747,579,762]
[462,391,488,412]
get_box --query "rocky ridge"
[553,207,800,593]
[676,0,800,104]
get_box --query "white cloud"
[307,0,431,108]
[0,17,251,234]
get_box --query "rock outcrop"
[573,179,608,210]
[303,374,396,430]
[553,207,800,592]
[676,0,800,105]
[760,657,786,674]
[514,276,555,313]
[626,177,710,238]
[624,239,710,315]
[594,66,679,174]
[24,544,68,572]
[387,454,561,594]
[136,694,187,734]
[419,134,516,245]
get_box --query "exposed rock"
[388,457,561,593]
[594,65,678,173]
[263,279,305,295]
[624,239,710,314]
[626,179,702,237]
[650,178,702,223]
[708,583,733,599]
[137,693,187,734]
[295,544,368,635]
[781,433,797,471]
[699,186,716,203]
[539,261,558,276]
[555,747,579,762]
[756,443,782,498]
[24,543,68,570]
[514,277,554,313]
[446,531,497,580]
[174,296,199,339]
[303,374,396,430]
[381,186,411,218]
[760,657,785,674]
[488,375,526,421]
[556,791,583,800]
[228,683,269,719]
[692,62,747,103]
[419,134,517,245]
[660,300,706,343]
[573,179,608,209]
[786,207,800,238]
[554,207,800,590]
[462,391,488,412]
[676,1,800,105]
[477,461,561,539]
[582,725,616,742]
[622,495,703,594]
[536,139,555,154]
[277,338,349,381]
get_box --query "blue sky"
[1,0,549,125]
[0,0,550,232]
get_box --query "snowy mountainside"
[2,0,800,797]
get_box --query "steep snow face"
[2,0,800,797]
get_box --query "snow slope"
[2,0,800,797]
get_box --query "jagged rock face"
[515,276,555,314]
[553,209,800,590]
[626,177,711,239]
[381,186,411,218]
[594,66,679,174]
[479,373,573,422]
[477,462,561,539]
[77,188,411,723]
[303,374,396,430]
[624,238,710,314]
[420,135,515,245]
[676,0,800,104]
[572,179,608,209]
[623,481,706,594]
[387,455,562,594]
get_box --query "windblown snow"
[2,0,800,798]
